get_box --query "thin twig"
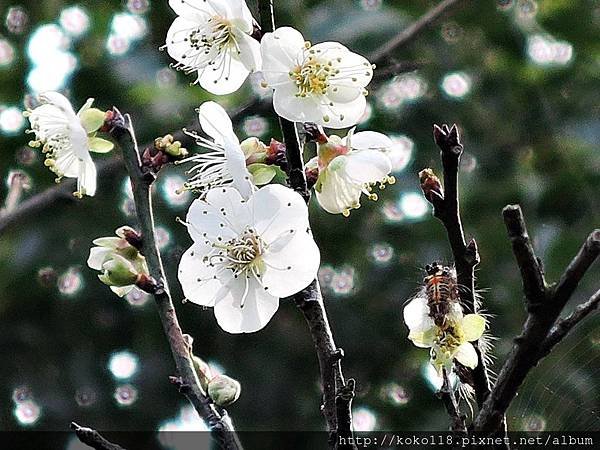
[70,422,126,450]
[370,0,470,63]
[109,109,242,450]
[503,205,547,305]
[419,124,493,410]
[0,157,122,235]
[539,289,600,359]
[474,208,600,433]
[437,370,467,433]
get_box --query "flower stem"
[110,108,242,450]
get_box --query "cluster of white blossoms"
[164,1,374,129]
[24,92,112,197]
[403,294,486,373]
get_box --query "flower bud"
[419,168,444,203]
[99,254,139,287]
[192,355,213,391]
[240,137,267,163]
[207,374,241,406]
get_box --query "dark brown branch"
[552,230,600,309]
[70,422,126,450]
[369,0,470,64]
[419,124,493,410]
[539,289,600,359]
[502,205,547,305]
[110,110,241,450]
[474,209,600,433]
[437,370,467,434]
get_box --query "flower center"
[290,60,332,97]
[216,229,265,278]
[188,16,234,54]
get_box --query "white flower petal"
[79,155,97,196]
[320,94,367,129]
[455,342,479,369]
[198,54,251,95]
[168,0,217,21]
[222,136,255,199]
[247,184,309,243]
[111,285,134,297]
[408,329,435,348]
[347,131,394,151]
[234,30,262,72]
[260,27,305,82]
[166,17,213,66]
[272,82,321,123]
[87,247,112,270]
[39,91,77,118]
[198,101,235,143]
[261,232,320,297]
[204,186,251,230]
[326,84,362,103]
[344,149,392,185]
[461,314,486,342]
[403,296,434,332]
[214,277,279,333]
[315,171,362,215]
[186,197,239,243]
[178,243,223,307]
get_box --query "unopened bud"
[116,226,143,250]
[99,254,139,287]
[419,168,444,203]
[303,122,328,143]
[165,141,188,158]
[192,355,213,391]
[207,374,241,406]
[240,137,267,163]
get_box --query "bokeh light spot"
[114,384,138,406]
[0,106,26,134]
[441,71,472,99]
[59,6,90,37]
[352,406,378,431]
[108,350,139,380]
[14,400,41,426]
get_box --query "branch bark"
[437,370,467,434]
[109,110,242,450]
[70,422,126,450]
[539,289,600,359]
[419,124,493,410]
[370,0,470,64]
[474,208,600,433]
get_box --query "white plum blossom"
[308,128,395,216]
[403,295,486,372]
[25,91,112,197]
[260,27,374,128]
[177,101,255,198]
[178,184,320,333]
[165,0,262,95]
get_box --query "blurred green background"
[0,0,599,441]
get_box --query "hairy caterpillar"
[423,262,460,328]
